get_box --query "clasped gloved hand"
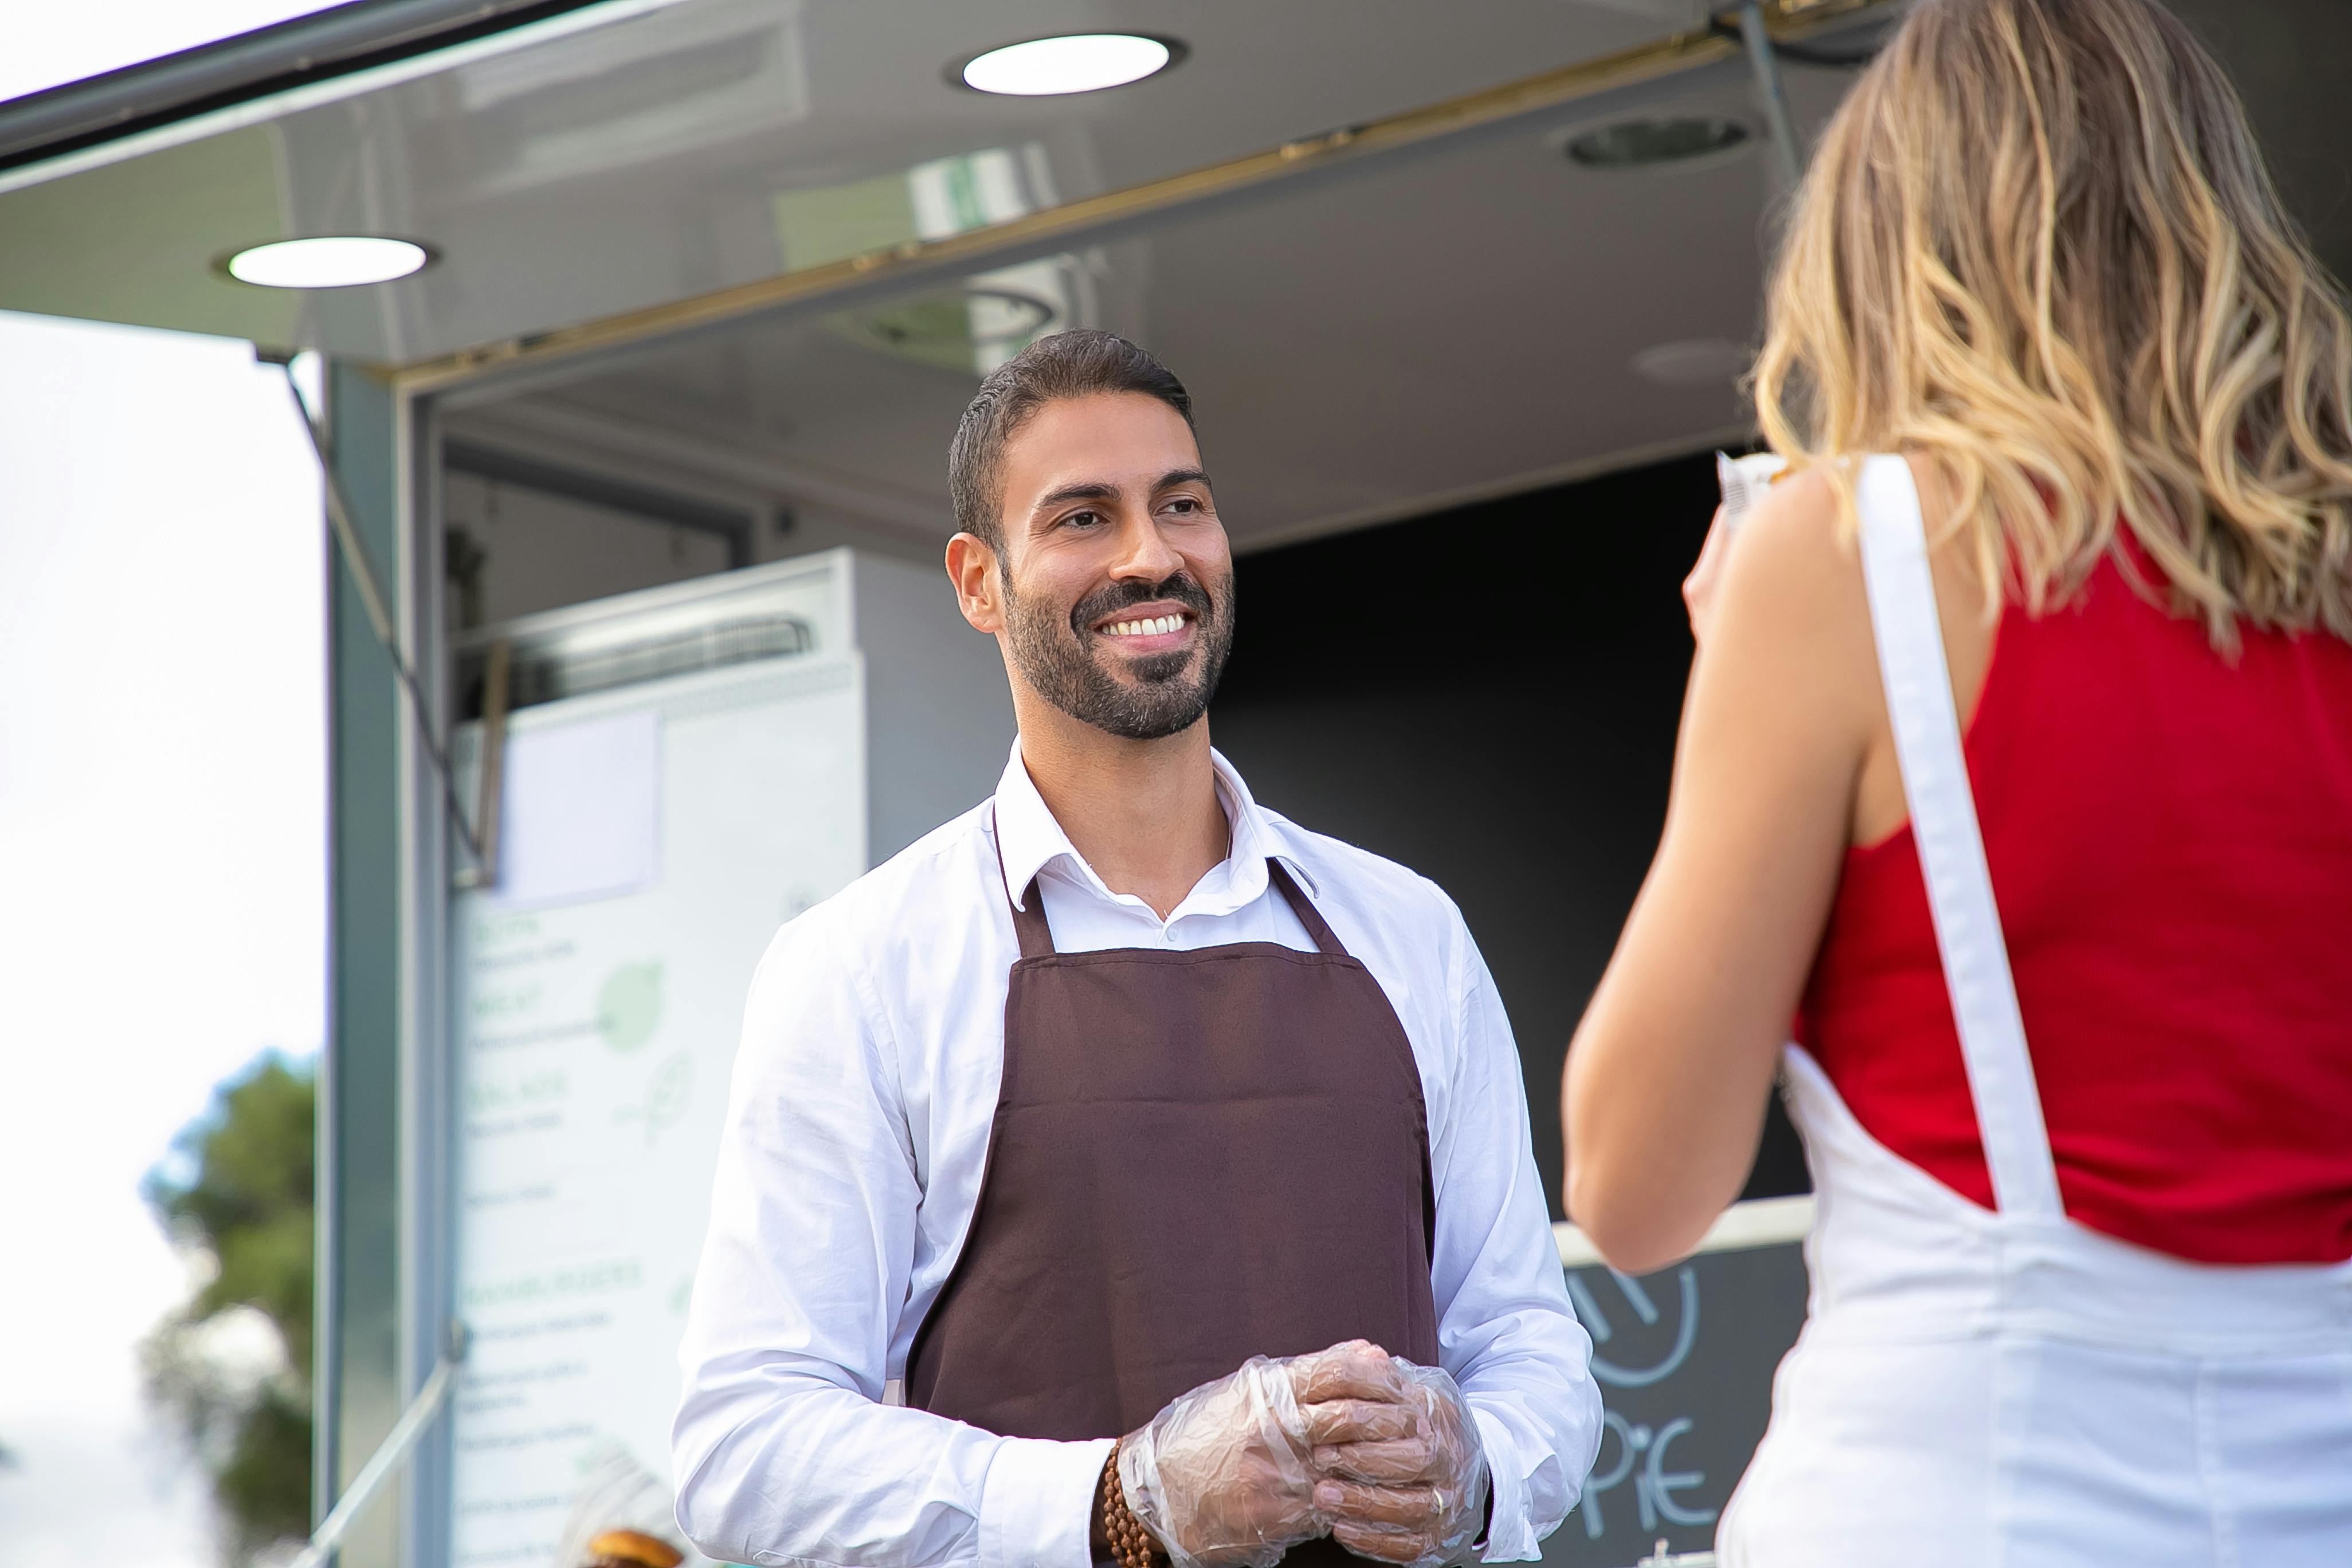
[1116,1342,1487,1568]
[1308,1359,1489,1568]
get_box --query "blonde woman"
[1562,0,2352,1561]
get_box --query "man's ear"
[945,532,1006,634]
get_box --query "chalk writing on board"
[1582,1412,1715,1538]
[1569,1266,1700,1387]
[1571,1267,1712,1540]
[1544,1242,1810,1567]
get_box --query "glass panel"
[3,2,347,105]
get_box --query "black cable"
[273,360,489,874]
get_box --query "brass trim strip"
[391,0,1888,395]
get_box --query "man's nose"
[1107,509,1183,582]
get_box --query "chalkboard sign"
[1540,1198,1813,1568]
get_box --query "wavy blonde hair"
[1754,0,2352,646]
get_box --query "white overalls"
[1717,457,2352,1566]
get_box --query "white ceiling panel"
[0,0,1701,359]
[450,50,1865,551]
[437,0,2352,555]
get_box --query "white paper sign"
[489,710,662,908]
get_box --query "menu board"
[1542,1207,1813,1568]
[448,653,866,1568]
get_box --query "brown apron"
[906,849,1441,1566]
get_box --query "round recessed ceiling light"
[1565,116,1751,171]
[224,236,432,289]
[959,34,1179,96]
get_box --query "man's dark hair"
[948,329,1195,549]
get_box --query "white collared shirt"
[674,743,1599,1568]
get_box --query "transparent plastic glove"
[1119,1342,1413,1568]
[1308,1360,1489,1568]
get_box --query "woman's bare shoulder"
[1718,464,1872,642]
[1710,453,1990,845]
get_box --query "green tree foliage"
[144,1052,316,1566]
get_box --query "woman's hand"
[1565,466,1873,1272]
[1681,504,1734,645]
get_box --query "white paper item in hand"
[1716,450,1789,535]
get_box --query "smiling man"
[673,331,1598,1568]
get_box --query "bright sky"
[0,302,326,1566]
[1,11,346,1559]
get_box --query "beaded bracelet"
[1100,1440,1164,1568]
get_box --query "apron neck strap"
[1269,860,1346,957]
[991,812,1060,959]
[994,805,1344,962]
[1855,453,2064,1221]
[1009,876,1056,958]
[1008,863,1342,959]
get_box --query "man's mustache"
[1068,573,1215,636]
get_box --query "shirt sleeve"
[1426,903,1604,1562]
[671,910,1112,1568]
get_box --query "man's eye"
[1165,496,1204,515]
[1062,509,1104,529]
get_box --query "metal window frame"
[0,0,629,171]
[0,0,695,199]
[441,441,758,571]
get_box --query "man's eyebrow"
[1030,480,1120,515]
[1029,469,1214,516]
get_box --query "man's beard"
[1003,567,1235,741]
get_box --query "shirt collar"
[990,736,1319,912]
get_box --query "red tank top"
[1796,548,2352,1265]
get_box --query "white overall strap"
[1853,455,2064,1220]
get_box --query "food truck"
[9,3,2332,1565]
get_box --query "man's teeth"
[1103,614,1188,637]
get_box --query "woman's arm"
[1561,469,1882,1275]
